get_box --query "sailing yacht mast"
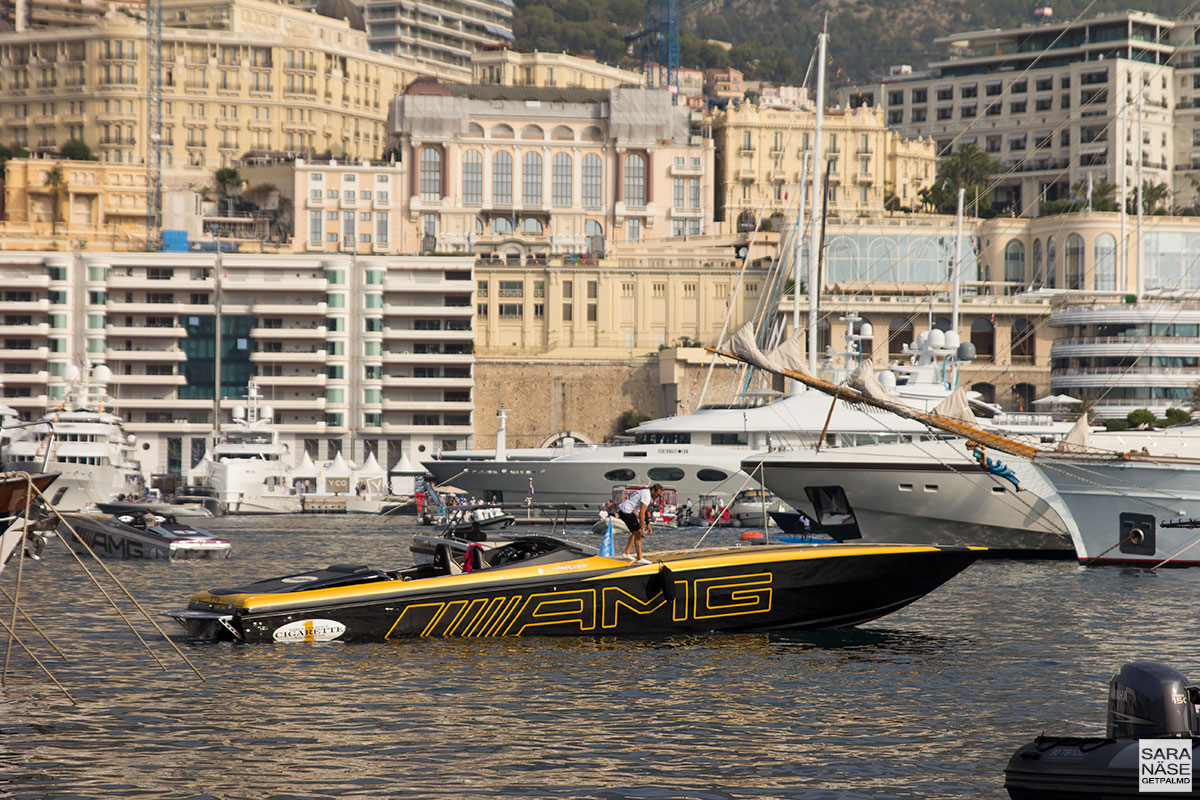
[807,24,827,375]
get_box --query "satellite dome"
[62,364,80,382]
[232,405,246,420]
[877,370,897,391]
[314,0,365,31]
[261,405,274,422]
[92,364,112,383]
[927,329,946,349]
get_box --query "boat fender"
[740,531,764,541]
[646,564,677,603]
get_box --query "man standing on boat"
[619,484,663,565]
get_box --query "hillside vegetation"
[513,0,1190,85]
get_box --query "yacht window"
[711,433,748,446]
[647,467,685,482]
[634,432,691,445]
[804,485,861,540]
[603,469,636,482]
[697,469,728,482]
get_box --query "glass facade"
[181,314,255,399]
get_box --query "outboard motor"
[1108,661,1199,740]
[1005,661,1200,799]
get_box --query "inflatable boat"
[1005,661,1200,798]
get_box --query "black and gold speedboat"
[163,536,981,643]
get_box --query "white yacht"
[195,382,300,514]
[424,322,1066,510]
[1007,424,1200,566]
[746,439,1075,555]
[3,364,144,511]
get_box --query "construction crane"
[145,0,163,250]
[624,0,714,96]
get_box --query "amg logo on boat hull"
[384,572,773,638]
[74,529,164,560]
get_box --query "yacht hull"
[752,459,1074,555]
[1010,459,1200,566]
[423,453,759,509]
[5,461,142,512]
[166,542,980,642]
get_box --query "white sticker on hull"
[272,619,347,643]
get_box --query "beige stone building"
[471,47,644,90]
[712,103,939,234]
[387,82,714,259]
[0,156,149,249]
[0,0,459,186]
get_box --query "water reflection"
[4,518,1200,797]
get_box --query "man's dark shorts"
[618,510,642,534]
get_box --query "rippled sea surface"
[3,514,1200,799]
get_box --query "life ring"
[739,531,764,541]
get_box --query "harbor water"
[3,515,1200,799]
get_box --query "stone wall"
[472,348,745,448]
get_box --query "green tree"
[0,143,28,171]
[212,167,244,215]
[933,143,1001,216]
[1126,408,1157,429]
[43,166,67,236]
[1164,407,1192,426]
[58,139,94,161]
[1126,181,1172,215]
[617,409,650,433]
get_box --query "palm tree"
[43,166,66,236]
[212,167,244,215]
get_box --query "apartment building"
[352,0,513,80]
[0,251,475,475]
[240,157,410,254]
[874,10,1180,214]
[0,0,459,185]
[471,47,644,90]
[712,103,938,233]
[0,0,132,30]
[0,156,148,249]
[387,82,715,259]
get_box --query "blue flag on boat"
[600,517,615,558]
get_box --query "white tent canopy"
[1032,394,1081,406]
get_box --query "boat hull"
[1010,458,1200,566]
[58,515,231,561]
[1004,737,1200,799]
[5,460,142,512]
[751,457,1074,556]
[167,543,979,642]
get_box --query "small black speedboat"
[163,537,980,643]
[59,512,231,561]
[1005,661,1200,798]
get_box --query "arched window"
[624,152,646,206]
[552,153,572,206]
[521,124,545,139]
[551,125,574,141]
[1094,233,1117,291]
[933,317,952,332]
[581,154,602,206]
[419,147,441,200]
[492,151,512,204]
[491,217,513,235]
[970,382,996,404]
[1031,239,1043,288]
[581,126,603,142]
[970,318,994,362]
[1004,239,1025,286]
[462,150,482,204]
[888,317,914,360]
[1065,233,1084,290]
[467,122,485,137]
[520,218,543,234]
[522,151,543,205]
[1011,318,1034,364]
[490,123,514,139]
[474,217,484,234]
[1012,382,1036,412]
[585,219,603,236]
[736,210,756,233]
[1045,235,1057,289]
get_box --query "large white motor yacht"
[3,364,144,511]
[425,322,1068,511]
[195,382,300,514]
